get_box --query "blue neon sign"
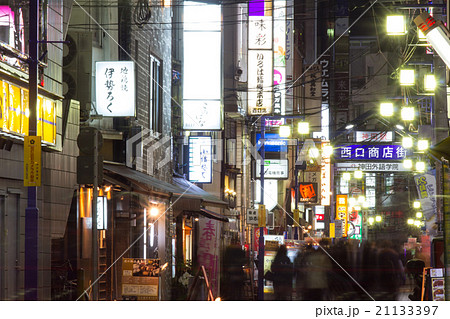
[335,144,407,160]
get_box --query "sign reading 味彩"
[335,144,407,160]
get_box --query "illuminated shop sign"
[335,194,348,237]
[256,159,288,179]
[248,0,273,115]
[336,162,411,172]
[320,141,331,206]
[256,133,288,153]
[188,136,212,183]
[183,100,222,130]
[356,131,393,142]
[265,118,285,127]
[315,205,325,230]
[96,61,135,117]
[0,6,27,71]
[248,50,273,115]
[335,144,407,160]
[0,80,56,144]
[298,182,318,203]
[183,3,222,130]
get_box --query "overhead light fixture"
[424,74,436,91]
[279,125,291,137]
[415,161,426,172]
[375,215,382,222]
[413,201,421,209]
[399,69,415,86]
[368,217,375,225]
[415,12,450,69]
[322,145,333,157]
[407,218,414,225]
[345,124,355,130]
[387,15,406,35]
[380,102,394,117]
[418,28,427,41]
[395,124,405,130]
[402,136,413,148]
[354,170,363,179]
[417,139,429,151]
[342,172,351,181]
[403,159,413,169]
[416,212,423,219]
[298,122,309,135]
[401,106,415,121]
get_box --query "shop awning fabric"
[183,208,229,222]
[429,136,450,162]
[103,163,228,208]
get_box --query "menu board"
[430,268,445,301]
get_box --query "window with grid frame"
[149,54,162,134]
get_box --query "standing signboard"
[122,258,160,301]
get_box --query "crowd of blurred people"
[221,239,411,301]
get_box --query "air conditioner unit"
[63,31,93,122]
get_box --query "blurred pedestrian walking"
[270,245,294,300]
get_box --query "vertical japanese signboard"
[198,218,220,298]
[96,61,135,117]
[188,136,212,183]
[321,141,331,206]
[248,0,273,115]
[336,194,348,237]
[24,136,41,186]
[273,0,286,115]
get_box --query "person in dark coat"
[270,245,294,300]
[221,245,246,300]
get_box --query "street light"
[413,201,421,209]
[375,215,382,223]
[279,125,291,138]
[424,74,436,91]
[417,139,429,151]
[403,159,413,169]
[401,106,415,121]
[402,136,413,148]
[298,121,309,135]
[380,102,394,117]
[387,15,407,35]
[399,69,415,86]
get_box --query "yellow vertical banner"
[42,98,56,144]
[293,209,300,227]
[37,96,43,138]
[8,84,22,134]
[21,88,29,135]
[24,136,42,186]
[329,223,335,238]
[258,204,266,227]
[0,80,8,131]
[336,194,348,237]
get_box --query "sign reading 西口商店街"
[335,144,408,160]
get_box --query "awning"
[103,163,228,207]
[104,163,181,196]
[184,208,229,222]
[429,136,450,162]
[172,176,228,208]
